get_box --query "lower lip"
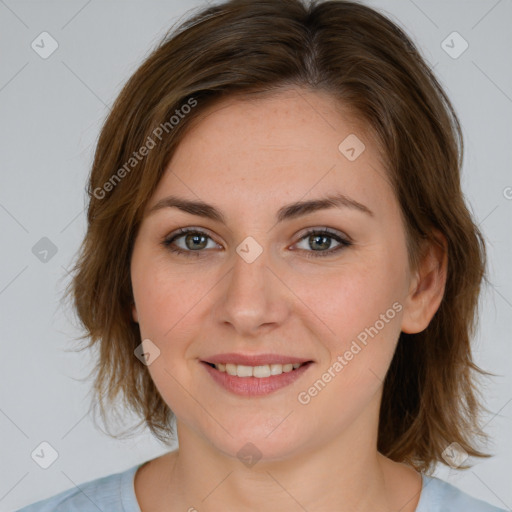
[201,361,313,396]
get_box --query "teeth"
[236,365,253,377]
[253,365,271,378]
[225,363,237,376]
[213,362,305,377]
[270,363,283,375]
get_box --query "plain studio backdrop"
[0,0,511,510]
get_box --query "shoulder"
[417,474,507,512]
[15,463,142,512]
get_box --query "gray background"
[1,0,511,510]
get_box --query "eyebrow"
[147,192,374,223]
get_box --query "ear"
[132,302,139,323]
[401,230,448,334]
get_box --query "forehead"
[150,88,396,221]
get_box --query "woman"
[17,0,506,510]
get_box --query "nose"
[212,241,290,337]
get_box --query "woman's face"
[130,88,417,461]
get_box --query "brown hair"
[66,0,492,473]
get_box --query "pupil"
[187,233,206,250]
[312,234,330,251]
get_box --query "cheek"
[130,258,210,420]
[294,250,405,348]
[130,256,221,405]
[292,248,406,402]
[131,255,209,341]
[293,283,402,433]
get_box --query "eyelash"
[161,227,352,259]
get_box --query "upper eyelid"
[167,227,219,244]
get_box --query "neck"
[157,400,420,511]
[171,439,388,511]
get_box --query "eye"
[292,228,352,259]
[161,227,352,258]
[162,228,221,257]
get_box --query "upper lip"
[202,353,313,366]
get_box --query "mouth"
[200,354,314,396]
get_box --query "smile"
[201,357,313,396]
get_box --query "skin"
[130,87,447,512]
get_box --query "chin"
[195,413,311,465]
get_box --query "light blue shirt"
[16,461,507,511]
